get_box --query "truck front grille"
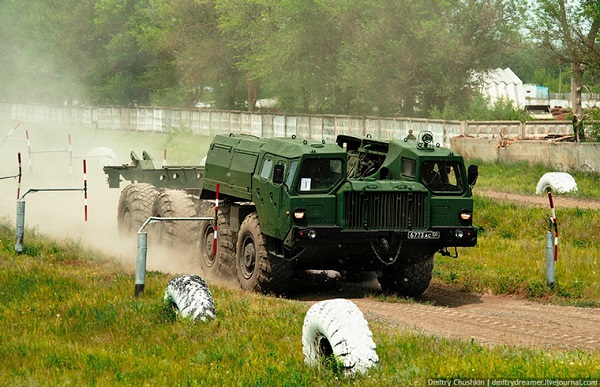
[343,191,427,230]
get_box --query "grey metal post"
[546,229,555,286]
[15,200,25,254]
[135,232,148,297]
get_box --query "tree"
[335,0,525,117]
[89,0,179,105]
[532,0,600,140]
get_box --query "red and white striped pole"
[16,152,22,200]
[547,189,558,261]
[83,159,88,222]
[163,149,167,167]
[213,183,220,256]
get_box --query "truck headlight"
[293,208,306,219]
[455,229,464,238]
[459,211,472,221]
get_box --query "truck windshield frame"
[420,160,465,194]
[297,158,343,193]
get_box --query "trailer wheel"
[164,274,216,322]
[152,189,199,246]
[236,212,293,294]
[117,183,159,236]
[378,256,434,297]
[302,299,378,377]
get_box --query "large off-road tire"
[378,256,434,297]
[302,298,379,377]
[117,183,159,236]
[236,212,293,294]
[535,172,578,195]
[213,203,237,277]
[152,189,199,246]
[163,274,216,322]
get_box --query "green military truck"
[104,131,478,296]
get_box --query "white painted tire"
[302,299,378,376]
[535,172,578,195]
[164,275,216,322]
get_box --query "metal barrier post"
[15,200,25,254]
[135,232,148,297]
[134,216,213,298]
[546,222,555,286]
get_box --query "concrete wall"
[451,137,600,173]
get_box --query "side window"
[260,157,273,179]
[286,160,298,188]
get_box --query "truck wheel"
[236,212,293,294]
[152,189,199,246]
[302,298,379,377]
[378,256,434,297]
[197,201,222,278]
[117,183,159,236]
[215,204,237,277]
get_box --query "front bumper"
[283,225,477,249]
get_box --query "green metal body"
[104,132,477,270]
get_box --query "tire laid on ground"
[163,274,216,322]
[378,256,434,297]
[302,298,379,377]
[117,183,159,236]
[152,189,199,246]
[535,172,578,195]
[236,212,293,294]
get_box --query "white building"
[477,67,526,108]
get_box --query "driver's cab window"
[260,157,273,179]
[421,161,463,193]
[298,158,342,192]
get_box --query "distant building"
[524,84,549,100]
[477,68,526,108]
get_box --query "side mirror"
[273,164,285,184]
[467,165,478,187]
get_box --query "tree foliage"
[530,0,600,120]
[1,0,536,118]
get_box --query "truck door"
[253,154,289,238]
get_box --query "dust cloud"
[0,120,207,277]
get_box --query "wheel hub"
[241,237,256,279]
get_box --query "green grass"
[470,159,600,199]
[429,160,600,306]
[435,196,600,306]
[2,130,600,383]
[1,228,599,385]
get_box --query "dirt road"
[477,189,600,209]
[292,275,600,351]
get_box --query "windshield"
[297,158,343,193]
[420,160,464,193]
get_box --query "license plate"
[407,231,440,239]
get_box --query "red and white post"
[83,159,88,222]
[213,183,220,256]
